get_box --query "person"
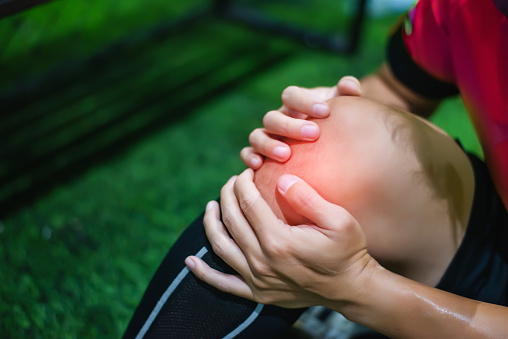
[124,95,499,338]
[125,0,508,337]
[225,96,476,289]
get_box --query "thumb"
[277,174,347,228]
[337,76,362,97]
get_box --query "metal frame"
[2,0,367,53]
[214,0,367,54]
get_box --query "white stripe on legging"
[135,246,209,339]
[222,303,264,339]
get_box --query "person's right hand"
[186,169,377,309]
[241,76,362,169]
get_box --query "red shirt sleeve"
[402,0,456,83]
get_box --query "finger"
[337,76,362,96]
[240,147,264,169]
[249,128,291,162]
[220,176,262,255]
[233,169,285,242]
[185,256,254,300]
[281,86,330,118]
[203,200,251,274]
[263,110,320,141]
[277,174,352,229]
[283,107,308,120]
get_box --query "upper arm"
[364,0,461,117]
[361,64,441,118]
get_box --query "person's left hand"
[241,76,362,170]
[185,169,378,309]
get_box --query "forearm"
[333,264,508,338]
[360,63,440,118]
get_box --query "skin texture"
[241,76,362,169]
[190,167,508,339]
[253,96,474,286]
[254,95,424,225]
[241,66,440,170]
[186,71,508,338]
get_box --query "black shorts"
[436,153,508,305]
[124,152,508,339]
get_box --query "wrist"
[323,254,386,319]
[326,260,485,338]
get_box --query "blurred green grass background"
[0,0,481,337]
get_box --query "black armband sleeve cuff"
[387,22,459,100]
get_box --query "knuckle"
[220,208,235,229]
[248,129,262,145]
[198,268,209,282]
[296,192,319,211]
[216,280,230,294]
[336,212,358,231]
[238,192,258,214]
[262,111,274,127]
[233,175,262,212]
[220,182,229,197]
[280,119,293,135]
[220,283,231,294]
[211,238,227,258]
[203,211,214,228]
[240,147,250,160]
[254,293,271,305]
[250,258,270,277]
[264,238,286,258]
[264,112,294,136]
[281,86,297,101]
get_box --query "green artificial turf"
[0,0,205,92]
[0,1,481,337]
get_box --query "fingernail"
[250,156,262,168]
[273,146,289,159]
[277,174,301,194]
[312,103,329,117]
[340,79,361,94]
[206,201,215,211]
[185,257,195,270]
[227,175,237,184]
[301,124,319,140]
[345,79,360,88]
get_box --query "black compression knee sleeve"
[123,209,305,338]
